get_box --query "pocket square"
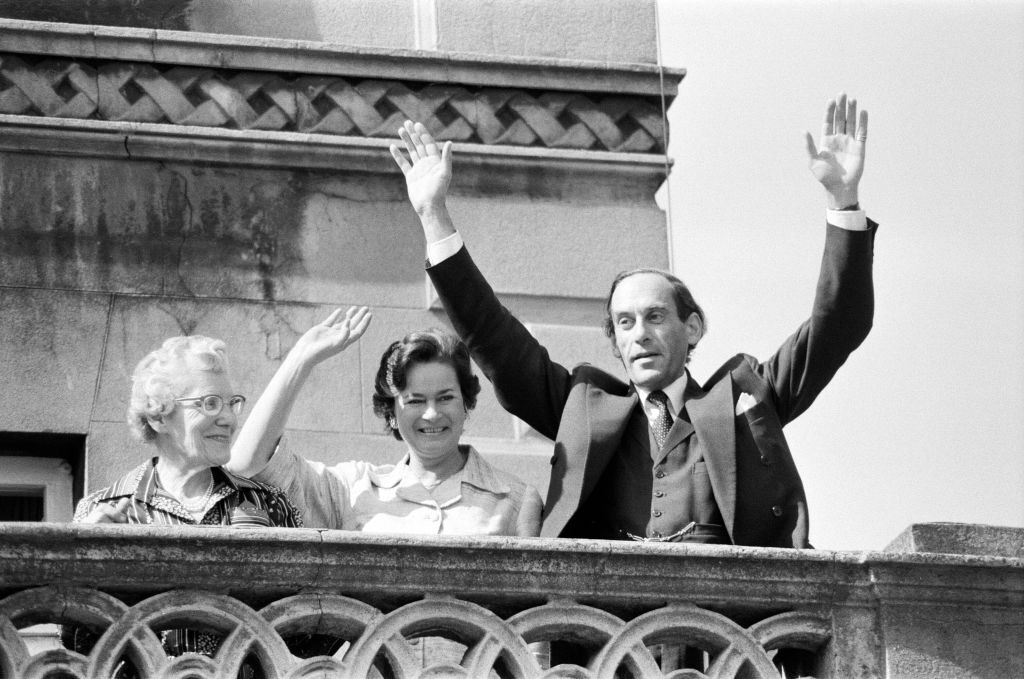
[735,392,758,416]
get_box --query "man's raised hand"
[390,121,452,217]
[805,93,867,209]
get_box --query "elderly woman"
[67,335,301,676]
[75,335,300,527]
[229,307,542,536]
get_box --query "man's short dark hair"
[602,268,707,361]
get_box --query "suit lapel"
[686,376,736,537]
[544,381,638,537]
[579,385,638,502]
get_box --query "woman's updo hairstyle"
[372,328,480,440]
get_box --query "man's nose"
[632,318,652,342]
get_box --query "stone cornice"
[0,115,670,194]
[0,18,684,96]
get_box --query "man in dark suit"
[389,94,875,548]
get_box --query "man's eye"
[617,318,634,328]
[648,312,665,323]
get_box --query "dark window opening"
[0,487,45,521]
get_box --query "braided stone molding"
[0,53,666,153]
[0,586,828,678]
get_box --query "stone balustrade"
[0,522,1021,678]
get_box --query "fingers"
[85,497,131,524]
[804,131,818,160]
[350,309,372,340]
[822,98,837,137]
[334,306,371,346]
[395,121,444,159]
[346,306,369,327]
[389,144,411,174]
[415,122,439,157]
[834,92,847,136]
[856,108,868,144]
[321,308,344,326]
[405,120,427,159]
[441,140,452,168]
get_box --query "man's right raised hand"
[390,121,457,244]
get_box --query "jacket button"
[652,510,662,517]
[760,455,771,465]
[655,471,665,479]
[550,455,557,466]
[771,505,784,517]
[654,490,664,498]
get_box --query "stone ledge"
[0,18,684,95]
[885,522,1024,558]
[1,523,1020,613]
[0,115,670,192]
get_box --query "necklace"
[179,472,215,514]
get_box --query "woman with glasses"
[74,334,301,528]
[67,335,303,676]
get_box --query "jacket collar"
[685,377,737,536]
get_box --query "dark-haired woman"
[228,306,542,536]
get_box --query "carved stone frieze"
[0,54,666,153]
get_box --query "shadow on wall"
[0,0,324,41]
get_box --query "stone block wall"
[0,0,679,502]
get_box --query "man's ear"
[684,312,704,345]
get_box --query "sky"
[655,0,1024,551]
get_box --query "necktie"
[647,390,674,449]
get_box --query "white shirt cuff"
[826,208,868,231]
[427,232,465,266]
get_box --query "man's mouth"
[205,434,231,443]
[632,352,659,362]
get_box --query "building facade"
[0,0,679,514]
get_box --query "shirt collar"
[634,370,689,417]
[92,458,241,513]
[367,445,510,495]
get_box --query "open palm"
[295,306,371,366]
[805,93,867,206]
[390,121,452,215]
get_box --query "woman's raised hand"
[294,306,372,367]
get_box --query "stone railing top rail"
[2,523,1021,613]
[0,18,685,96]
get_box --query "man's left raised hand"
[805,93,867,209]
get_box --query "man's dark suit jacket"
[428,222,876,547]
